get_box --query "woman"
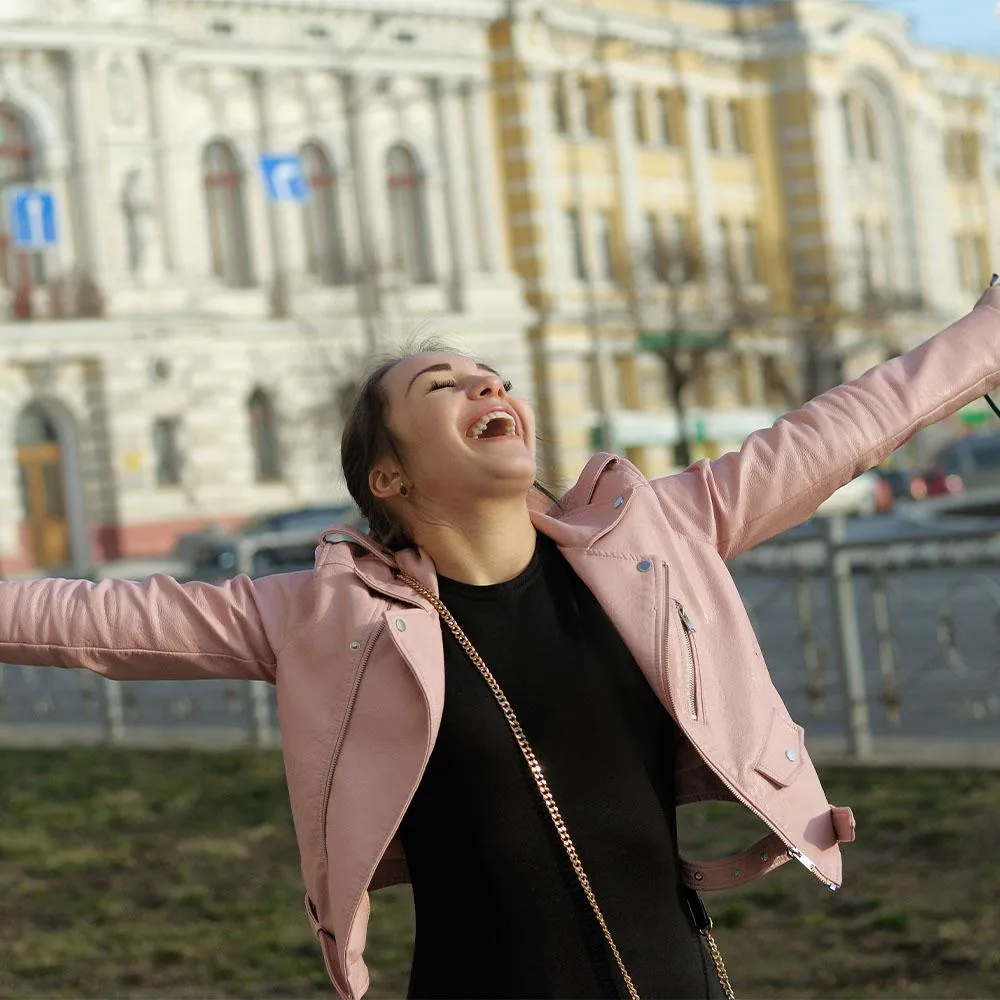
[2,286,1000,1000]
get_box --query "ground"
[0,750,997,998]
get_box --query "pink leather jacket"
[2,291,1000,999]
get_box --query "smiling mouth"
[467,411,518,439]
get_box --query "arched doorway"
[16,403,69,568]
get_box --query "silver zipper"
[320,619,385,866]
[675,601,699,721]
[787,846,838,891]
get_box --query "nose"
[470,373,505,399]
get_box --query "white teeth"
[468,410,517,439]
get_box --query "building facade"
[0,0,529,574]
[4,0,1000,575]
[492,0,1000,485]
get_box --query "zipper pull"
[787,846,838,891]
[677,604,697,633]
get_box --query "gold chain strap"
[397,572,736,1000]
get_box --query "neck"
[410,499,537,586]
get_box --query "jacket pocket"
[673,599,703,723]
[753,708,805,787]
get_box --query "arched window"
[841,94,855,161]
[248,388,282,482]
[202,140,253,288]
[862,102,879,162]
[0,106,42,295]
[386,144,433,284]
[300,142,347,286]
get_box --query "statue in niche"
[121,167,164,282]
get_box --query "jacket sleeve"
[652,287,1000,560]
[0,570,312,683]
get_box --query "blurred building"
[492,0,1000,483]
[2,0,1000,574]
[0,0,529,573]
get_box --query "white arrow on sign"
[269,161,300,201]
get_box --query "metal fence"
[2,518,1000,762]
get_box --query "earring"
[399,484,410,498]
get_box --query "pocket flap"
[753,708,806,787]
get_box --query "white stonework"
[0,0,530,572]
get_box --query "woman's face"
[375,351,537,508]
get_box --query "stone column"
[812,86,857,299]
[343,73,382,351]
[609,77,643,286]
[979,123,1000,269]
[911,108,958,310]
[527,69,562,289]
[682,88,722,296]
[67,48,104,285]
[432,78,475,311]
[145,50,179,274]
[253,70,292,317]
[464,79,505,272]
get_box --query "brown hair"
[340,340,559,551]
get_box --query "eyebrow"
[405,362,500,395]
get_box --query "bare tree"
[628,230,768,468]
[797,249,924,401]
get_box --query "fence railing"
[2,518,1000,760]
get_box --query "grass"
[0,751,997,998]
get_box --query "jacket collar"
[319,451,631,593]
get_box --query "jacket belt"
[680,832,790,891]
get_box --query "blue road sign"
[8,188,59,248]
[258,153,310,203]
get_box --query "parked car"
[924,432,1000,494]
[188,504,364,578]
[874,468,928,502]
[922,467,966,498]
[814,470,894,518]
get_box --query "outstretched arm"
[652,286,1000,560]
[0,570,312,684]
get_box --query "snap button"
[349,640,361,651]
[760,851,770,863]
[637,560,652,573]
[395,618,407,632]
[785,748,798,762]
[693,871,704,881]
[613,496,624,508]
[733,868,742,878]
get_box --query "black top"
[397,535,721,999]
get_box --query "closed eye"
[428,379,457,391]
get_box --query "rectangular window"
[962,132,980,180]
[552,75,570,135]
[665,214,689,281]
[153,418,183,487]
[646,213,665,281]
[954,234,967,290]
[717,217,736,282]
[657,91,674,146]
[707,99,722,152]
[968,233,986,291]
[566,209,586,280]
[594,210,615,282]
[581,79,600,137]
[858,220,873,290]
[741,221,760,285]
[633,89,648,144]
[730,100,749,154]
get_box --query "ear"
[369,462,404,502]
